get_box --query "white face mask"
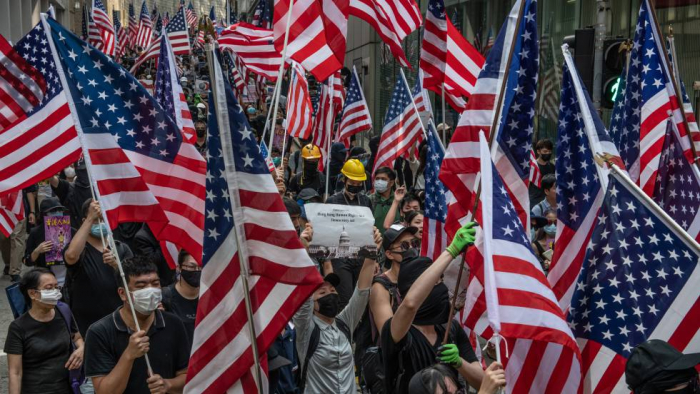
[131,287,162,315]
[374,179,389,193]
[64,167,76,178]
[38,289,62,305]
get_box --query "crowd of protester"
[2,52,698,394]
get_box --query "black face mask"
[303,162,318,177]
[316,293,340,317]
[413,283,450,325]
[539,153,552,161]
[74,168,90,188]
[180,270,201,287]
[400,248,419,260]
[196,128,206,138]
[346,184,364,195]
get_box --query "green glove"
[437,343,462,368]
[446,222,477,258]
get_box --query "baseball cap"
[40,197,66,214]
[298,188,321,202]
[626,339,700,392]
[382,224,418,251]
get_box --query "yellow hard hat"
[301,144,322,160]
[341,159,367,181]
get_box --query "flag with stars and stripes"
[412,69,432,120]
[548,48,624,313]
[136,0,152,48]
[420,122,447,261]
[91,0,115,57]
[41,16,206,263]
[128,2,138,49]
[130,7,190,75]
[154,13,163,39]
[209,6,216,25]
[184,47,322,393]
[217,23,283,82]
[259,140,276,172]
[653,120,700,241]
[113,10,127,59]
[163,12,170,27]
[224,51,246,93]
[337,67,371,146]
[609,0,696,197]
[569,170,700,394]
[286,61,314,140]
[667,36,700,163]
[252,0,272,29]
[186,1,197,27]
[0,23,81,198]
[477,131,582,393]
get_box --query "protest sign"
[44,215,71,265]
[304,203,376,259]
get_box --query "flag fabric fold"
[218,23,283,81]
[337,67,371,145]
[286,62,314,139]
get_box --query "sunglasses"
[391,238,421,252]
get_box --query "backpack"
[5,283,27,319]
[55,301,85,394]
[298,318,351,392]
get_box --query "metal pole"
[441,85,447,144]
[592,0,608,110]
[324,76,335,200]
[399,69,429,140]
[206,43,264,394]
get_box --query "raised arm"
[64,200,100,265]
[383,186,405,229]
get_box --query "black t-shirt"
[84,308,190,394]
[161,284,198,350]
[52,178,93,230]
[4,309,78,394]
[64,241,133,336]
[326,191,373,210]
[528,161,555,206]
[381,319,477,394]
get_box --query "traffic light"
[563,28,595,93]
[601,38,627,109]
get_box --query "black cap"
[267,347,291,371]
[382,224,418,251]
[298,188,321,201]
[322,273,341,288]
[531,215,547,229]
[626,340,700,391]
[40,197,66,214]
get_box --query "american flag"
[349,0,421,67]
[569,171,700,393]
[412,69,432,117]
[0,33,46,131]
[372,71,423,175]
[272,0,343,81]
[218,23,282,82]
[154,14,163,39]
[311,78,337,172]
[420,0,484,112]
[653,120,700,240]
[91,0,115,57]
[184,49,322,393]
[209,6,217,25]
[420,122,448,261]
[337,67,371,145]
[609,0,695,197]
[163,12,170,27]
[225,51,246,93]
[186,1,198,28]
[136,0,152,49]
[667,36,700,162]
[130,8,191,75]
[536,19,560,121]
[252,0,272,29]
[113,11,127,59]
[87,6,102,50]
[0,23,81,197]
[477,131,582,393]
[43,17,206,262]
[195,30,205,50]
[482,27,494,55]
[285,62,314,139]
[128,2,138,50]
[0,191,23,237]
[259,140,276,172]
[548,50,623,313]
[229,8,238,25]
[528,149,541,188]
[154,34,196,144]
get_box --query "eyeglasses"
[391,238,421,252]
[181,263,202,272]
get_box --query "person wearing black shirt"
[288,144,326,198]
[64,199,133,336]
[161,250,200,350]
[325,159,373,210]
[5,268,84,394]
[84,256,189,394]
[133,225,175,286]
[50,160,93,230]
[382,223,483,394]
[528,139,555,206]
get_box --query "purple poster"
[44,216,71,265]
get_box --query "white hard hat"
[196,103,206,109]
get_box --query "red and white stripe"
[218,23,283,82]
[312,81,334,171]
[273,0,343,81]
[0,34,45,131]
[285,62,313,139]
[422,217,446,262]
[372,72,423,175]
[528,149,541,188]
[162,34,195,144]
[337,68,371,145]
[349,0,421,67]
[91,0,115,57]
[420,0,484,112]
[116,26,128,59]
[88,13,103,50]
[229,53,246,92]
[168,7,191,55]
[136,1,153,49]
[128,5,138,50]
[186,4,198,28]
[0,190,23,237]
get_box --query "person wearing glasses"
[160,250,200,349]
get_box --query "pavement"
[0,272,13,392]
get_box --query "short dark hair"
[19,267,55,306]
[177,249,192,266]
[116,255,159,288]
[405,210,424,226]
[401,193,421,209]
[283,197,301,216]
[374,166,396,181]
[408,364,456,394]
[81,199,92,218]
[541,174,556,191]
[536,139,554,151]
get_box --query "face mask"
[180,270,201,288]
[346,184,364,195]
[374,179,389,193]
[196,128,206,138]
[400,247,419,260]
[540,153,552,161]
[247,107,256,115]
[303,163,318,176]
[544,224,556,235]
[90,223,109,238]
[37,289,62,305]
[272,157,281,166]
[413,283,450,325]
[64,167,76,178]
[316,293,340,318]
[131,287,162,315]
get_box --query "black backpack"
[298,318,351,392]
